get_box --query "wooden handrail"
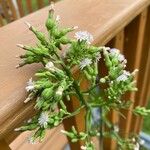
[0,0,150,149]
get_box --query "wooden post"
[131,6,150,133]
[26,0,33,13]
[16,0,25,17]
[0,139,11,150]
[119,10,148,137]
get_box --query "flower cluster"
[14,3,150,150]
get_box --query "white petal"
[81,145,87,150]
[79,58,92,70]
[118,54,125,62]
[75,31,93,44]
[25,78,34,92]
[45,61,55,71]
[38,112,49,128]
[56,86,63,96]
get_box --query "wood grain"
[130,7,150,133]
[0,139,11,150]
[9,125,67,150]
[119,12,143,137]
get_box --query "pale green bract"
[15,4,149,150]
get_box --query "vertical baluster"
[0,14,3,27]
[26,0,33,13]
[0,139,11,150]
[1,0,11,23]
[37,0,44,9]
[119,9,148,137]
[16,0,24,17]
[7,0,17,20]
[130,7,150,133]
[136,50,150,133]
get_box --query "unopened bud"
[14,127,21,131]
[100,78,106,83]
[24,97,31,103]
[50,2,54,10]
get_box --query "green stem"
[85,108,92,142]
[53,51,90,109]
[63,105,85,120]
[82,83,100,94]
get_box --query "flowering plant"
[15,4,150,150]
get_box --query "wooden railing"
[0,0,57,26]
[0,0,150,149]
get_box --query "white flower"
[109,48,120,55]
[114,125,119,132]
[45,61,55,71]
[109,48,126,62]
[102,46,110,51]
[38,112,49,128]
[95,52,101,61]
[56,86,64,96]
[123,70,130,76]
[79,58,92,70]
[25,78,35,92]
[117,74,128,82]
[81,145,87,150]
[134,143,140,150]
[118,54,125,62]
[56,15,60,22]
[116,70,130,82]
[75,31,94,44]
[139,139,145,145]
[28,137,36,144]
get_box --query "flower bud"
[100,78,106,83]
[41,87,53,100]
[58,36,71,44]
